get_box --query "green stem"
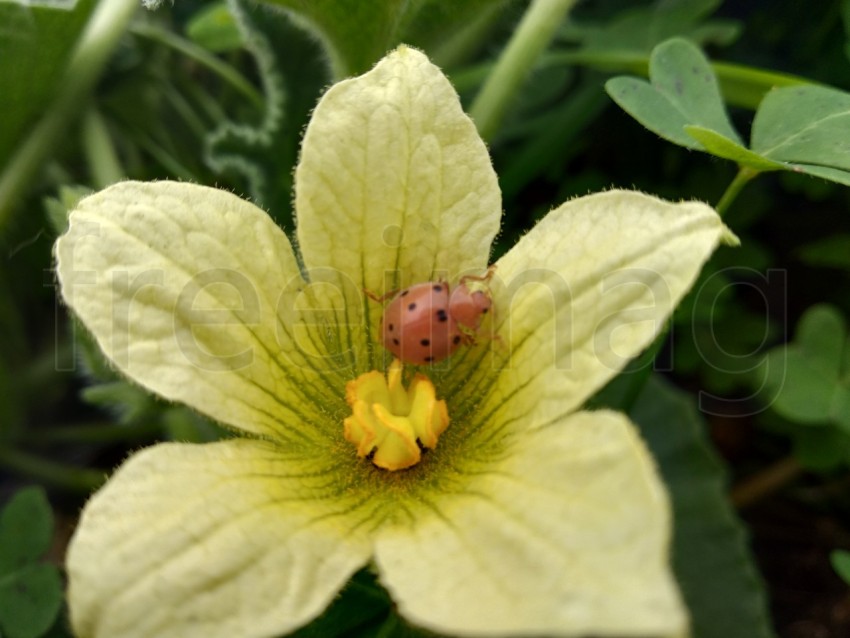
[716,166,759,217]
[0,448,104,493]
[131,23,264,110]
[469,0,579,141]
[0,0,138,232]
[82,108,125,188]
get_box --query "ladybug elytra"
[376,271,494,365]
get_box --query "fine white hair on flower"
[141,0,170,9]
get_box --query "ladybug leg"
[459,264,496,286]
[457,324,479,346]
[460,325,503,349]
[364,288,398,303]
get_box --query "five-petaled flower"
[57,47,730,638]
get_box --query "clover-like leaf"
[684,125,784,170]
[0,487,63,638]
[606,37,742,150]
[608,38,850,185]
[750,84,850,184]
[759,304,850,430]
[0,487,53,574]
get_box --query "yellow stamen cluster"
[343,359,449,471]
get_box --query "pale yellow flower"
[56,46,729,637]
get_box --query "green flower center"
[343,359,450,471]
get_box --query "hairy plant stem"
[0,0,139,232]
[469,0,579,142]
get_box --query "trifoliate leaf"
[606,38,741,149]
[759,305,850,430]
[0,488,62,638]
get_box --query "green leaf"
[684,125,784,170]
[784,163,850,187]
[629,375,774,638]
[160,408,230,444]
[0,0,96,167]
[81,381,160,426]
[753,85,850,171]
[42,185,93,237]
[759,305,850,430]
[205,0,328,227]
[259,0,408,77]
[0,564,63,638]
[0,488,62,638]
[563,0,740,56]
[605,38,742,150]
[288,570,392,637]
[0,488,53,575]
[606,76,702,148]
[796,234,850,270]
[792,426,850,472]
[797,304,845,372]
[399,0,515,68]
[258,0,512,78]
[648,38,741,142]
[185,1,243,53]
[607,38,850,188]
[830,550,850,585]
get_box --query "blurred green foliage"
[2,0,850,635]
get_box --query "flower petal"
[481,190,726,422]
[67,439,373,638]
[295,46,501,367]
[375,410,686,637]
[56,181,343,443]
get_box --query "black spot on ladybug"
[436,309,448,322]
[393,338,400,346]
[433,284,443,292]
[388,323,394,331]
[400,290,409,297]
[408,302,417,311]
[424,356,434,362]
[420,338,430,346]
[452,335,461,345]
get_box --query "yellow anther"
[343,359,449,471]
